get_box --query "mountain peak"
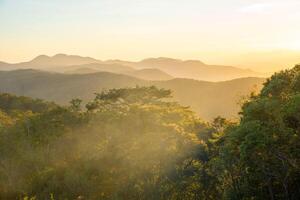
[183,60,206,65]
[53,53,68,58]
[0,61,9,65]
[141,57,181,63]
[28,54,100,67]
[31,55,50,62]
[140,57,206,66]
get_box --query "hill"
[21,54,100,68]
[0,69,265,120]
[63,63,135,74]
[65,67,101,74]
[155,77,265,119]
[126,57,265,81]
[124,68,173,80]
[63,64,173,80]
[0,54,266,81]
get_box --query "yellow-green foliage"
[0,87,211,199]
[0,70,300,200]
[0,110,13,128]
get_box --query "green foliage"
[0,87,210,199]
[69,98,82,112]
[0,109,13,129]
[95,86,172,103]
[0,69,299,200]
[0,93,56,114]
[215,65,300,199]
[0,69,265,120]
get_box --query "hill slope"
[0,69,265,120]
[155,77,265,119]
[21,54,101,68]
[124,68,173,80]
[0,54,265,81]
[93,56,266,81]
[63,63,135,74]
[108,57,266,81]
[63,64,173,80]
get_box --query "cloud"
[239,3,273,14]
[239,1,300,14]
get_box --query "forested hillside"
[0,69,264,120]
[0,66,299,199]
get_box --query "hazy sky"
[0,0,299,71]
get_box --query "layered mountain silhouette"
[63,64,173,81]
[0,54,267,119]
[130,57,264,81]
[63,63,135,74]
[23,54,99,67]
[123,68,173,81]
[0,69,265,120]
[0,54,265,81]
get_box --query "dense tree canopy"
[0,65,300,199]
[214,65,300,199]
[0,87,210,199]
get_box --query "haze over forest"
[0,53,267,120]
[0,0,300,199]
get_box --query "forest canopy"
[0,66,300,199]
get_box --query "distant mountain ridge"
[28,54,100,67]
[0,69,265,120]
[63,63,135,74]
[0,54,266,81]
[125,68,173,80]
[64,64,173,80]
[128,57,263,81]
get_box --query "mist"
[0,87,209,199]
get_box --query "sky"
[0,0,299,72]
